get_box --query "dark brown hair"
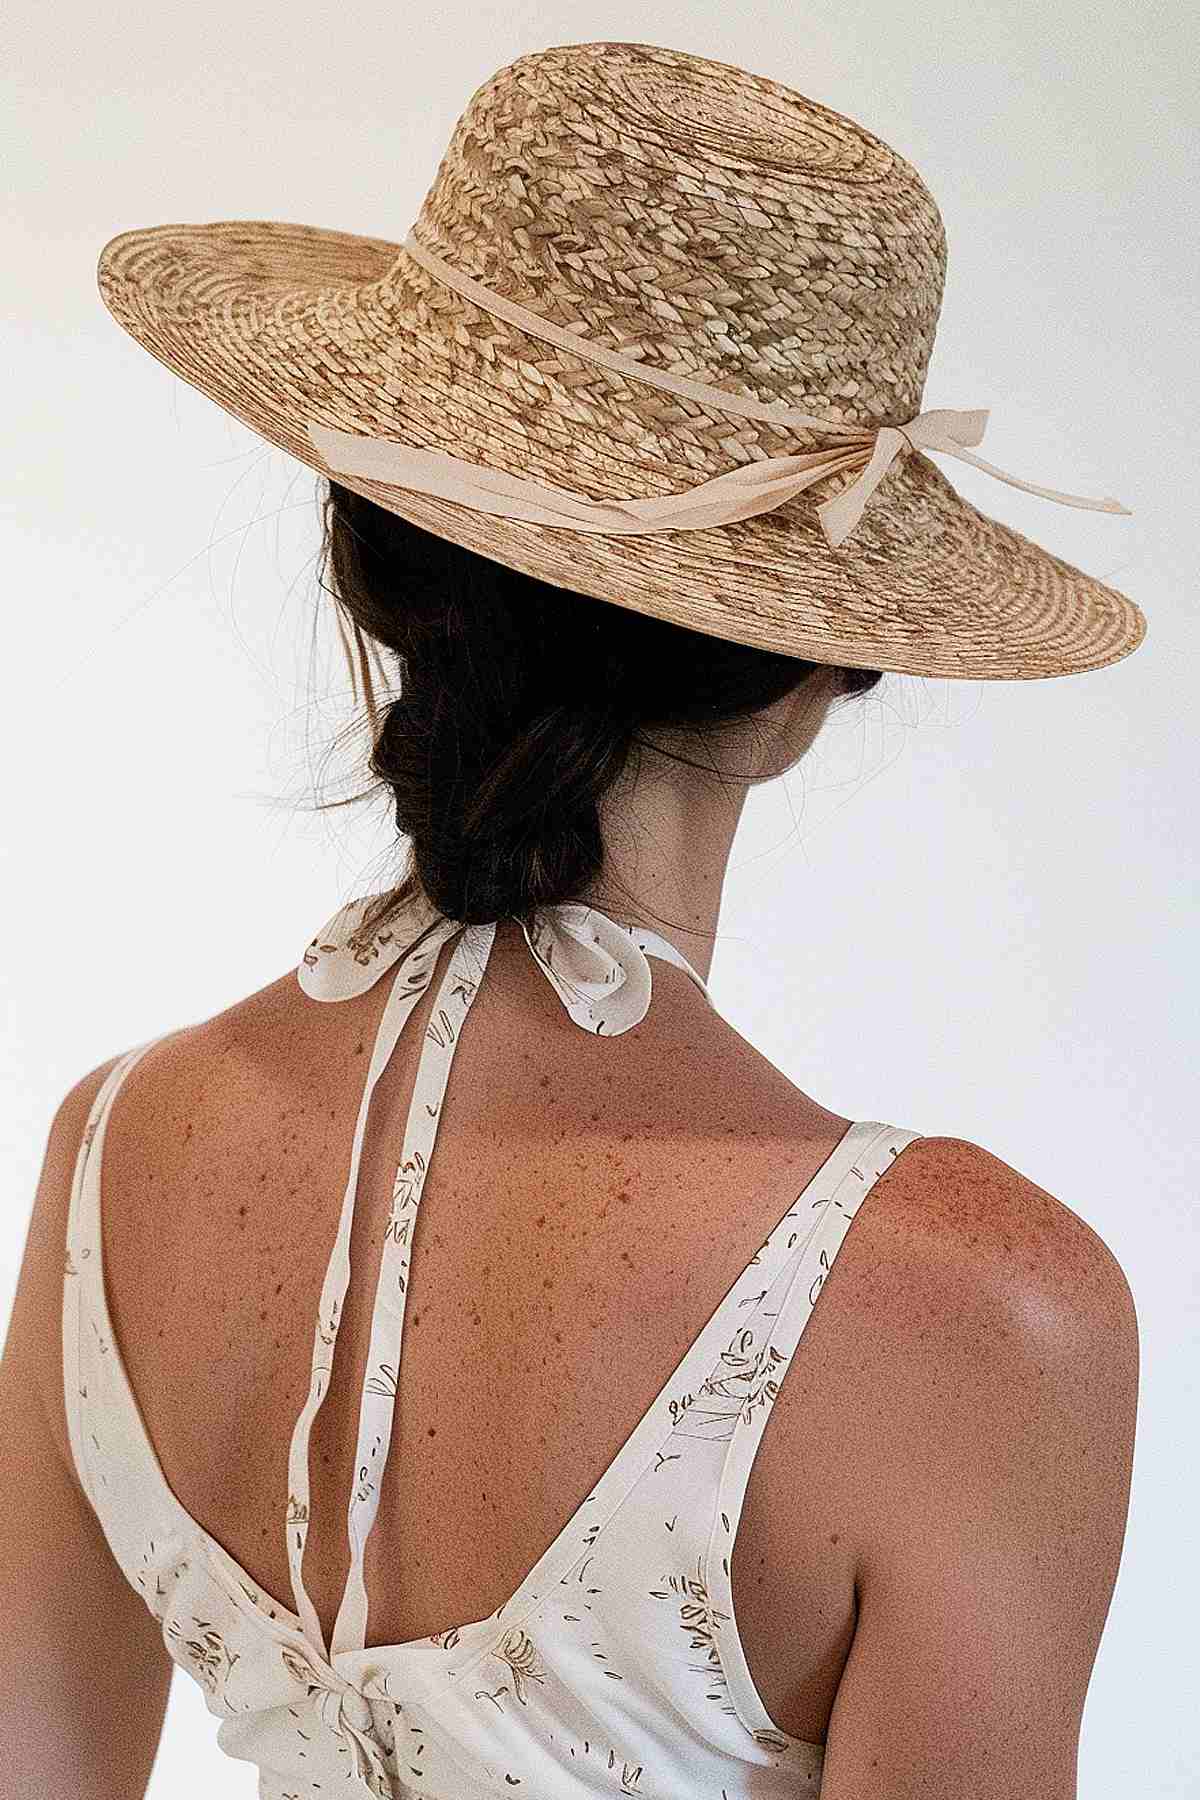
[314,480,883,937]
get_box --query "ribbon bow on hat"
[308,402,1129,552]
[814,406,1131,547]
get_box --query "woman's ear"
[748,669,840,785]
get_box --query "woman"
[3,40,1140,1800]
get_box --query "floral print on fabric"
[58,892,922,1797]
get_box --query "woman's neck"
[577,758,751,986]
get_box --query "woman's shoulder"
[790,1131,1139,1792]
[814,1130,1140,1466]
[856,1132,1137,1320]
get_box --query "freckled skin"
[88,921,1136,1782]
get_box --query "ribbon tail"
[308,423,607,527]
[308,422,872,538]
[935,443,1131,516]
[344,1724,393,1797]
[816,429,907,548]
[620,446,869,534]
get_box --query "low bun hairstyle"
[316,480,883,936]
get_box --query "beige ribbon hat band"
[306,229,1130,550]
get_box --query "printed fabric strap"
[304,231,1130,549]
[330,920,496,1655]
[284,909,465,1660]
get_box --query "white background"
[3,2,1196,1794]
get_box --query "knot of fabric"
[814,407,986,546]
[279,1641,393,1797]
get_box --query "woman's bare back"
[91,916,1131,1754]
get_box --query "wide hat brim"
[97,216,1146,681]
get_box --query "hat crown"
[406,41,948,436]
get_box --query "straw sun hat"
[97,39,1145,681]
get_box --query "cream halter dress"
[63,886,922,1797]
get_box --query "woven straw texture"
[96,39,1146,679]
